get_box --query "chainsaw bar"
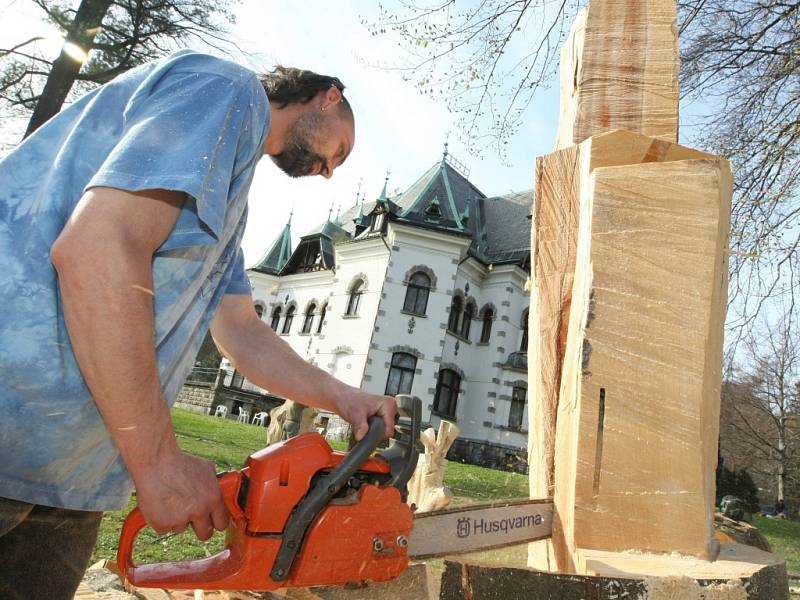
[407,498,553,559]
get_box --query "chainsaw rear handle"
[116,470,245,582]
[269,414,387,581]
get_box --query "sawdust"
[642,575,747,600]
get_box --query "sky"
[0,0,562,267]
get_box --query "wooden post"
[553,154,731,570]
[528,0,785,593]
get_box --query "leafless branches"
[365,0,579,154]
[678,1,800,342]
[367,0,800,349]
[0,0,240,136]
[721,307,800,503]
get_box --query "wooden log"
[279,563,434,600]
[552,156,732,571]
[527,130,714,569]
[441,544,789,599]
[554,0,679,150]
[408,421,460,513]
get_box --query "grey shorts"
[0,496,103,600]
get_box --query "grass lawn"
[752,515,800,574]
[92,408,800,578]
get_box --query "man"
[0,50,396,599]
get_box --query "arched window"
[447,296,462,333]
[302,303,316,334]
[346,279,364,316]
[480,307,494,343]
[403,272,431,315]
[270,306,282,332]
[317,302,327,334]
[385,352,417,396]
[254,304,264,319]
[282,305,295,334]
[460,301,475,340]
[509,386,527,430]
[433,369,460,419]
[520,309,529,352]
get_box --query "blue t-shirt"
[0,50,269,511]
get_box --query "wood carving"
[528,0,787,594]
[554,155,731,569]
[265,401,317,445]
[407,420,459,513]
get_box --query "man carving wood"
[0,50,395,600]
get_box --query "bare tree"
[367,1,800,339]
[0,0,239,138]
[366,0,580,150]
[720,307,800,512]
[679,1,800,341]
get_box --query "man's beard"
[271,111,328,178]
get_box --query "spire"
[334,204,342,226]
[355,192,364,222]
[378,170,390,201]
[253,209,293,275]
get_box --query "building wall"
[248,237,390,394]
[245,225,530,471]
[442,261,530,454]
[363,224,468,406]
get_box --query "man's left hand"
[333,389,397,441]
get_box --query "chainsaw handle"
[117,470,245,583]
[270,415,386,581]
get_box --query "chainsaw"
[117,395,553,591]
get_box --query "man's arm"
[51,187,227,539]
[210,294,397,440]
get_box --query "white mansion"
[242,151,532,470]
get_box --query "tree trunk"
[24,0,113,137]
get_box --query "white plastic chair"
[252,411,267,426]
[237,407,250,424]
[213,405,227,418]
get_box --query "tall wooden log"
[553,156,731,571]
[527,130,713,569]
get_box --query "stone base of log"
[440,544,789,600]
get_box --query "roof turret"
[252,210,293,275]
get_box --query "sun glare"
[62,41,89,63]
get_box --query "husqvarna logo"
[455,513,544,539]
[456,517,471,538]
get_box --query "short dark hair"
[259,66,352,115]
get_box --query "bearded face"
[271,110,329,178]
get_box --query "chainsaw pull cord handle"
[270,415,386,582]
[116,470,245,583]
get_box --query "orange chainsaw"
[117,395,553,591]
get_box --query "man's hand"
[132,449,229,540]
[332,389,397,441]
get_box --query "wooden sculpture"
[521,0,789,596]
[407,421,460,513]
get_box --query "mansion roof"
[251,155,532,276]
